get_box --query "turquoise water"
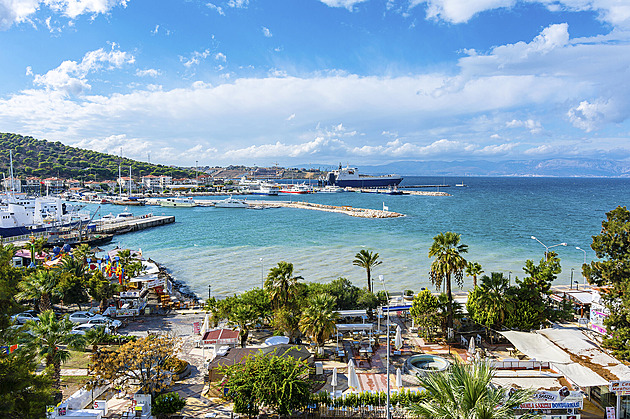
[91,177,630,297]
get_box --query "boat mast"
[129,166,132,197]
[9,150,14,197]
[119,147,122,197]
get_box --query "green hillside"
[0,132,193,181]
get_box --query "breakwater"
[278,201,404,218]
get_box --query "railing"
[2,231,48,244]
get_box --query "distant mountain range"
[353,159,630,178]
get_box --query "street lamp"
[570,268,574,290]
[260,258,264,288]
[378,275,391,419]
[576,247,587,285]
[531,236,567,259]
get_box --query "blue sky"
[1,0,629,167]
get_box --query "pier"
[93,214,175,234]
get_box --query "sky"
[1,0,630,168]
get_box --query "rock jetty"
[283,202,404,218]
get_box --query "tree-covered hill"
[0,133,193,181]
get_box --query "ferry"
[0,195,91,238]
[322,165,403,188]
[280,183,313,194]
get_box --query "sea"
[89,177,630,298]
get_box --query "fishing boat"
[215,196,249,208]
[160,197,197,208]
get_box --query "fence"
[302,406,412,419]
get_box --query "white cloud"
[214,52,227,62]
[152,24,159,34]
[506,118,543,134]
[287,113,295,121]
[410,0,630,27]
[180,49,211,67]
[206,2,225,16]
[262,26,272,37]
[567,98,624,132]
[318,0,367,11]
[135,68,160,78]
[31,46,134,95]
[227,0,248,8]
[0,0,127,30]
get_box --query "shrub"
[151,392,186,418]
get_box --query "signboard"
[120,291,140,298]
[606,407,616,419]
[610,380,630,393]
[520,402,582,409]
[147,278,165,288]
[193,321,200,334]
[520,390,583,410]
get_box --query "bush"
[164,357,188,374]
[152,392,186,418]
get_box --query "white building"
[2,177,21,193]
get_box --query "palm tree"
[352,250,382,293]
[472,273,511,330]
[228,303,259,347]
[24,310,85,391]
[466,262,484,287]
[428,232,468,332]
[409,360,536,419]
[299,294,339,355]
[265,261,302,309]
[16,269,58,312]
[84,326,109,353]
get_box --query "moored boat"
[322,164,402,188]
[215,196,249,208]
[160,197,197,207]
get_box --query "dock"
[93,214,175,234]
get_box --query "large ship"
[322,165,403,188]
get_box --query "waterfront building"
[23,176,41,195]
[117,176,137,191]
[2,176,21,193]
[42,177,64,194]
[65,178,81,189]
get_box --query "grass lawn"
[62,350,91,369]
[61,375,91,400]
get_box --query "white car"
[11,312,40,324]
[70,324,99,335]
[87,317,122,329]
[68,311,111,324]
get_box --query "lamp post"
[576,247,587,285]
[379,275,391,419]
[570,268,574,289]
[208,284,211,300]
[530,236,567,259]
[260,258,264,288]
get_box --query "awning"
[500,331,571,363]
[500,330,609,387]
[336,324,374,331]
[335,310,367,317]
[202,328,240,345]
[565,291,593,305]
[538,327,630,381]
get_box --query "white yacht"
[214,196,249,208]
[160,197,197,208]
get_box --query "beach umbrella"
[331,367,338,396]
[200,312,210,336]
[347,359,360,392]
[395,325,403,350]
[396,367,403,388]
[468,335,475,354]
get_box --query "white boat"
[280,183,313,194]
[455,182,468,187]
[318,185,345,193]
[160,197,197,208]
[215,196,249,208]
[100,212,135,223]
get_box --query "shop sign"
[606,407,616,419]
[610,380,630,392]
[519,401,582,409]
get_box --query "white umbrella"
[396,367,403,388]
[200,312,209,336]
[347,359,360,391]
[331,367,338,397]
[394,325,403,350]
[468,335,475,354]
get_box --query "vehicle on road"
[11,312,40,324]
[68,311,111,324]
[87,317,122,330]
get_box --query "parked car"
[86,317,122,330]
[68,311,110,324]
[11,312,40,324]
[70,324,100,335]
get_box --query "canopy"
[336,310,367,317]
[336,323,374,332]
[500,330,609,387]
[202,328,239,345]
